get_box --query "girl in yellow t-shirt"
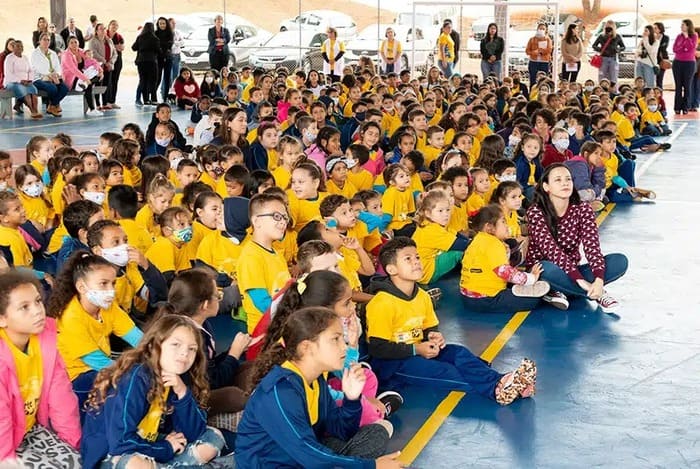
[15,165,54,233]
[412,191,469,284]
[273,136,304,190]
[48,252,143,413]
[466,167,490,217]
[111,138,142,188]
[26,135,53,184]
[82,314,223,467]
[460,205,549,314]
[136,174,176,239]
[288,162,328,232]
[493,180,528,267]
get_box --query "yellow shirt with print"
[135,204,161,239]
[237,241,291,333]
[57,296,136,380]
[346,168,374,192]
[459,231,509,297]
[382,186,415,231]
[0,225,33,267]
[338,246,362,291]
[118,219,154,255]
[186,221,215,264]
[326,179,358,199]
[18,192,53,230]
[196,231,245,282]
[272,166,292,190]
[0,330,42,431]
[437,32,455,63]
[505,209,521,238]
[138,387,170,441]
[616,118,636,147]
[115,263,148,315]
[366,287,439,346]
[146,236,190,274]
[412,221,457,283]
[466,192,486,216]
[287,191,327,232]
[447,202,468,234]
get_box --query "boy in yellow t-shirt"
[0,192,35,270]
[640,97,672,137]
[146,206,193,283]
[237,194,291,333]
[381,164,416,236]
[616,102,669,153]
[345,144,375,192]
[423,126,445,168]
[107,185,154,255]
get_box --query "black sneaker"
[660,143,672,151]
[377,391,404,418]
[542,291,569,310]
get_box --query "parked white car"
[248,30,327,74]
[279,10,357,40]
[179,13,272,70]
[344,24,434,73]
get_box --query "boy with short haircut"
[237,193,292,332]
[0,192,43,277]
[423,98,442,126]
[173,159,200,200]
[145,206,193,283]
[215,146,246,197]
[407,108,428,151]
[423,126,445,169]
[640,97,671,137]
[193,106,223,146]
[471,104,493,142]
[365,237,536,405]
[96,132,121,160]
[296,239,340,274]
[593,130,654,203]
[219,164,250,198]
[439,166,470,236]
[225,84,243,107]
[616,102,670,153]
[542,126,574,167]
[108,185,154,254]
[345,143,374,191]
[56,200,105,272]
[145,103,187,151]
[246,86,263,121]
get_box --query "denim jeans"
[540,253,628,297]
[461,288,542,314]
[599,56,619,85]
[528,60,550,83]
[481,59,502,81]
[32,80,68,106]
[5,82,38,98]
[438,59,454,78]
[635,62,656,88]
[101,427,225,468]
[170,54,181,85]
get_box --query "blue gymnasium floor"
[2,97,700,468]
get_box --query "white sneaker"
[512,280,550,298]
[86,109,103,117]
[596,292,620,313]
[542,291,569,310]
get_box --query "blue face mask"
[355,112,366,121]
[174,226,193,243]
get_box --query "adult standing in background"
[208,15,231,72]
[654,22,669,88]
[3,40,42,118]
[635,25,659,88]
[84,15,98,43]
[561,23,583,83]
[132,22,160,106]
[89,23,116,110]
[380,27,401,74]
[526,23,553,85]
[155,17,174,102]
[689,27,700,112]
[321,27,345,83]
[592,20,625,92]
[480,23,504,81]
[170,17,185,87]
[48,24,66,53]
[671,19,698,115]
[31,33,68,117]
[444,18,461,66]
[106,20,124,108]
[61,18,85,49]
[437,21,455,78]
[32,17,49,48]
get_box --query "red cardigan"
[173,78,201,100]
[542,144,573,168]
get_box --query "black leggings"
[137,61,158,103]
[71,77,95,110]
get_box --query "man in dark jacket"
[60,17,85,49]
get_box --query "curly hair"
[252,306,340,389]
[85,314,209,413]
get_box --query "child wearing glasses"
[237,193,292,333]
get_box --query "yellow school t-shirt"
[0,225,33,267]
[601,154,619,189]
[505,209,521,238]
[272,230,298,265]
[447,202,468,234]
[459,231,509,297]
[412,221,457,283]
[135,204,161,239]
[641,110,663,131]
[146,236,190,274]
[0,330,43,431]
[128,166,142,188]
[326,179,358,199]
[56,296,136,380]
[437,32,455,63]
[346,168,374,192]
[199,172,217,191]
[366,287,439,345]
[287,191,327,232]
[237,241,291,333]
[338,246,362,291]
[272,166,292,190]
[197,231,245,282]
[382,186,415,231]
[115,263,147,314]
[280,360,320,425]
[616,118,635,147]
[118,219,154,255]
[381,111,402,137]
[50,175,66,216]
[186,221,215,263]
[30,160,46,180]
[422,146,441,167]
[466,192,486,217]
[18,192,53,230]
[47,222,69,254]
[137,387,170,442]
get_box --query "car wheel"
[400,55,409,72]
[227,54,237,69]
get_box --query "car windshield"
[397,13,432,29]
[265,33,306,48]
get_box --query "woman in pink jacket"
[0,270,81,467]
[61,36,103,116]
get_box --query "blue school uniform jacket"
[81,364,208,469]
[514,152,543,190]
[234,365,373,468]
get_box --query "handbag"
[590,35,614,69]
[660,59,672,70]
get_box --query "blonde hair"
[415,190,450,226]
[147,173,175,201]
[277,135,304,165]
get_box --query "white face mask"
[508,135,521,147]
[617,104,625,113]
[22,182,44,198]
[156,137,172,147]
[86,289,116,310]
[536,30,545,37]
[330,97,339,105]
[100,244,129,267]
[648,105,658,112]
[170,157,183,170]
[498,173,517,182]
[83,191,105,205]
[553,139,570,151]
[303,129,317,143]
[205,76,214,84]
[567,126,577,136]
[0,181,7,191]
[585,85,594,92]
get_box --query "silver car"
[248,31,327,74]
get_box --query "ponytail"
[47,251,116,318]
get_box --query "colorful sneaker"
[512,280,550,298]
[596,292,619,314]
[542,291,569,310]
[495,358,537,405]
[426,287,442,306]
[377,391,404,418]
